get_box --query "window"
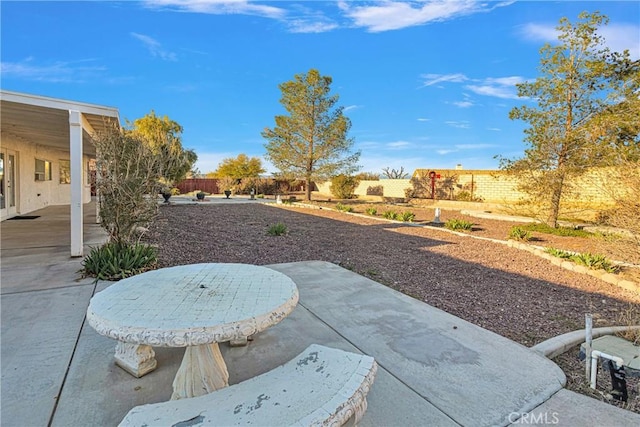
[59,160,71,184]
[35,159,52,181]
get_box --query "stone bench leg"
[171,342,229,400]
[114,342,157,378]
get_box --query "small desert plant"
[508,226,532,241]
[544,248,617,272]
[571,252,617,273]
[400,211,415,222]
[521,223,593,238]
[382,210,398,220]
[267,222,288,236]
[445,218,473,231]
[365,207,377,216]
[544,247,574,259]
[81,242,157,281]
[335,203,354,213]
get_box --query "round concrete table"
[86,263,299,400]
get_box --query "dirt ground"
[144,199,640,413]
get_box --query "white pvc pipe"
[590,350,624,390]
[585,314,593,382]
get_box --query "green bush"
[383,210,398,220]
[571,253,618,273]
[544,248,618,273]
[335,203,354,213]
[445,218,473,231]
[544,247,573,259]
[400,211,415,222]
[329,174,359,199]
[454,191,483,202]
[267,222,287,236]
[81,242,157,281]
[365,207,377,216]
[508,226,532,241]
[521,223,593,238]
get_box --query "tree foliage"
[500,12,637,227]
[210,153,265,179]
[93,125,164,245]
[262,68,360,200]
[128,110,197,188]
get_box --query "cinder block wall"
[315,168,620,211]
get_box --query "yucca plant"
[335,203,354,213]
[267,222,288,236]
[400,211,415,222]
[445,218,473,231]
[382,210,398,220]
[365,207,377,216]
[508,226,532,241]
[82,241,157,281]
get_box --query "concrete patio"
[2,201,638,426]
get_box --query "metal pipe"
[590,350,624,390]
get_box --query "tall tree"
[210,153,265,179]
[501,12,634,227]
[128,110,197,189]
[262,69,360,200]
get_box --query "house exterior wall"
[1,132,92,218]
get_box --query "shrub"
[365,207,377,216]
[267,222,287,236]
[81,242,157,281]
[544,247,573,259]
[445,218,473,231]
[544,248,618,273]
[335,203,354,213]
[571,252,617,273]
[329,174,359,199]
[400,211,415,222]
[454,191,483,202]
[383,210,398,220]
[508,226,532,241]
[521,223,593,238]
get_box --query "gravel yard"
[144,201,640,413]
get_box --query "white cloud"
[520,22,640,59]
[344,104,361,112]
[288,20,338,33]
[520,23,557,42]
[417,118,431,122]
[339,0,513,32]
[601,24,640,59]
[452,100,474,108]
[131,32,177,61]
[436,149,456,155]
[0,58,106,82]
[421,73,468,87]
[465,76,523,99]
[387,141,411,149]
[487,127,501,131]
[445,120,470,129]
[144,0,286,19]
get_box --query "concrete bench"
[119,344,377,426]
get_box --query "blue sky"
[2,1,639,176]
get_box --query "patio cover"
[0,90,120,256]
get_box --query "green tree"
[212,153,265,179]
[262,68,360,201]
[500,12,634,227]
[128,110,197,189]
[94,125,163,245]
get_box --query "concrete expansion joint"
[287,203,640,294]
